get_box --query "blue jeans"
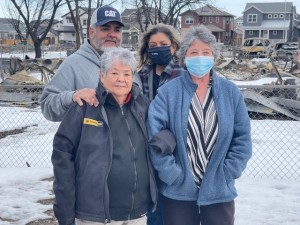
[147,197,163,225]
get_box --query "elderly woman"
[147,25,252,225]
[52,48,156,225]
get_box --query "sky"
[210,0,300,17]
[0,0,300,19]
[1,51,300,224]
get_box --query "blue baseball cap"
[91,5,124,27]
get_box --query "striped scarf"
[187,88,218,187]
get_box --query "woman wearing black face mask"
[136,23,185,101]
[135,24,185,225]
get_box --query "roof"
[243,20,290,29]
[0,18,25,33]
[205,24,225,32]
[121,8,136,17]
[180,4,234,17]
[123,24,140,31]
[36,26,58,36]
[195,5,234,17]
[56,26,75,32]
[121,7,166,18]
[244,2,294,14]
[235,16,243,21]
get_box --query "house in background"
[234,16,244,46]
[242,2,298,45]
[121,8,143,50]
[0,18,26,45]
[121,7,174,50]
[294,13,300,42]
[180,4,235,45]
[54,7,90,44]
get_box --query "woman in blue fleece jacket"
[147,25,252,225]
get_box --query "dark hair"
[138,23,180,67]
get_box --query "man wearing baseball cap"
[40,5,124,122]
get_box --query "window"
[67,18,72,23]
[202,17,206,23]
[249,31,253,35]
[273,31,277,35]
[225,32,229,40]
[274,14,278,18]
[83,33,87,38]
[268,14,272,19]
[225,17,230,24]
[247,14,257,23]
[122,17,129,24]
[83,19,87,26]
[185,15,194,24]
[130,15,137,23]
[209,17,213,23]
[216,16,219,23]
[279,14,284,18]
[143,19,149,25]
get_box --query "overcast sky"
[0,0,299,20]
[211,0,300,17]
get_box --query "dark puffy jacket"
[52,83,157,225]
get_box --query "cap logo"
[105,10,117,17]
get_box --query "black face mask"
[147,46,173,66]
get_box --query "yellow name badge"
[83,118,103,127]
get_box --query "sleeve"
[147,90,182,185]
[224,89,252,180]
[40,59,77,122]
[149,129,176,155]
[51,105,83,225]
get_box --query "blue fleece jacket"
[147,70,252,206]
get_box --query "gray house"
[121,8,141,50]
[242,2,298,44]
[294,13,300,42]
[0,18,26,45]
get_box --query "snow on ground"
[1,51,300,224]
[0,50,67,60]
[0,105,299,225]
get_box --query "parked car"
[270,42,299,61]
[240,38,271,58]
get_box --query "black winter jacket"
[52,83,157,225]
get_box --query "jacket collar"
[181,69,220,96]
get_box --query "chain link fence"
[0,85,299,180]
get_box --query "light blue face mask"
[185,56,214,78]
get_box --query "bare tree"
[7,0,64,58]
[5,10,29,42]
[65,0,82,48]
[129,0,207,31]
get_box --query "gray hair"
[99,48,137,75]
[179,25,220,65]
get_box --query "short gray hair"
[179,25,220,65]
[99,48,137,75]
